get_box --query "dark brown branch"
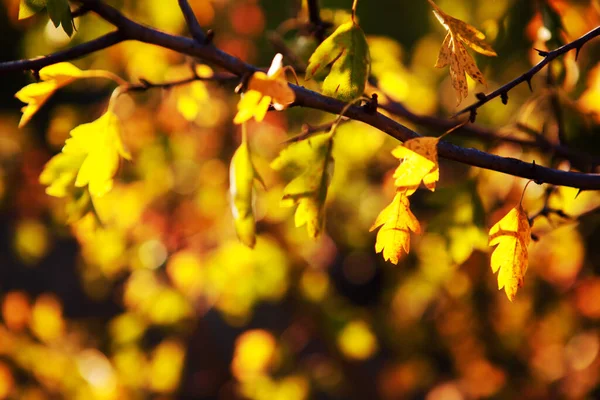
[124,72,237,93]
[380,100,600,168]
[177,0,206,43]
[306,0,329,42]
[454,25,600,118]
[0,31,124,73]
[2,0,599,190]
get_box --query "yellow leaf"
[391,137,439,195]
[234,54,295,124]
[229,132,264,248]
[428,0,497,104]
[40,111,130,200]
[488,205,531,301]
[271,132,333,239]
[15,62,122,127]
[370,190,421,265]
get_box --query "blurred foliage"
[0,0,599,399]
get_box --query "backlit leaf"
[370,190,421,265]
[229,132,264,248]
[19,0,74,36]
[429,0,497,104]
[488,205,531,301]
[234,54,295,124]
[392,137,440,195]
[271,132,334,239]
[305,21,370,101]
[15,62,118,127]
[19,0,46,19]
[46,0,74,37]
[40,110,131,199]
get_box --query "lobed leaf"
[392,137,440,195]
[429,0,496,104]
[46,0,74,37]
[489,205,531,301]
[271,132,334,239]
[305,21,370,101]
[370,190,421,265]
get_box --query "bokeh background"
[1,0,600,399]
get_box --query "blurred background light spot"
[337,320,378,361]
[138,239,167,270]
[30,294,64,343]
[232,330,277,381]
[565,332,599,371]
[14,219,50,265]
[2,291,31,332]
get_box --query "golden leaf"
[40,111,131,199]
[488,205,531,301]
[370,190,421,265]
[392,137,440,195]
[429,0,497,104]
[234,54,295,124]
[229,129,264,248]
[15,62,123,128]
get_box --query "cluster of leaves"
[2,0,600,398]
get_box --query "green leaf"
[46,0,74,37]
[19,0,46,19]
[230,136,263,248]
[305,21,370,102]
[271,132,334,238]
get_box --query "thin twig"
[306,0,330,42]
[454,25,600,118]
[1,0,599,190]
[0,31,124,73]
[178,0,206,43]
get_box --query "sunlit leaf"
[271,132,333,238]
[15,62,117,127]
[234,54,295,124]
[392,137,440,195]
[370,190,421,264]
[40,110,131,200]
[429,0,497,104]
[305,20,370,101]
[488,205,531,301]
[229,131,264,248]
[19,0,46,19]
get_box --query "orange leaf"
[488,205,531,301]
[391,137,440,195]
[428,0,497,104]
[234,54,295,124]
[370,190,421,265]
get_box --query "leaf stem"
[519,180,534,207]
[351,0,359,23]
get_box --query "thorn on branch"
[501,92,508,105]
[204,29,214,45]
[475,92,486,101]
[534,48,549,57]
[235,72,253,94]
[363,93,378,114]
[469,109,477,123]
[575,45,582,60]
[526,78,533,92]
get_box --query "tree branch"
[177,0,206,43]
[454,25,600,119]
[306,0,329,42]
[0,31,124,73]
[1,0,599,190]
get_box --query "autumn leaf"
[40,110,131,199]
[392,137,440,195]
[429,0,497,104]
[305,20,370,101]
[370,190,421,265]
[229,128,264,248]
[271,132,334,239]
[234,53,295,124]
[15,62,123,127]
[488,205,531,301]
